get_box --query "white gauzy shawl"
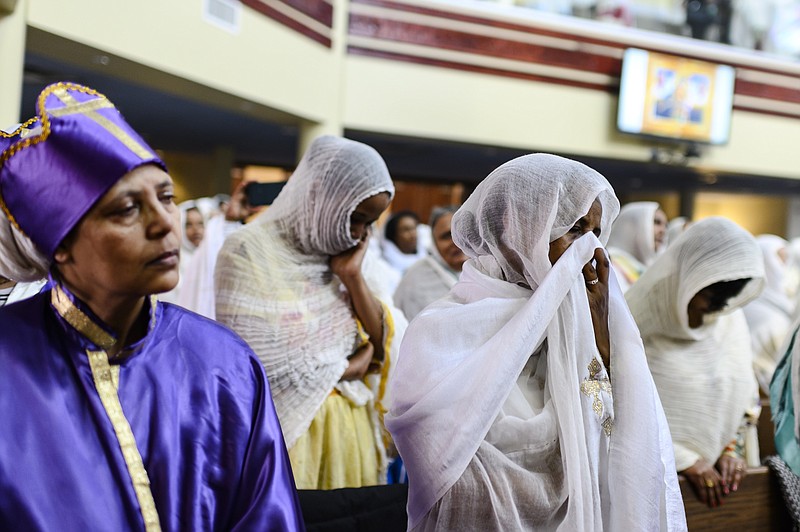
[607,201,665,292]
[160,199,212,305]
[386,153,685,531]
[214,135,395,448]
[393,245,459,321]
[744,235,794,391]
[176,214,243,319]
[626,217,765,471]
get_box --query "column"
[295,0,349,161]
[0,0,26,128]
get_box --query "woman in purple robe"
[0,82,304,531]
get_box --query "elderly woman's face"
[432,212,467,272]
[548,199,603,265]
[54,165,181,300]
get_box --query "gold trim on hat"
[0,117,38,138]
[0,82,155,235]
[50,87,154,160]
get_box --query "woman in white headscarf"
[744,235,795,392]
[606,201,668,292]
[626,217,765,509]
[393,206,468,320]
[159,199,209,304]
[667,216,690,247]
[387,153,685,531]
[381,211,428,276]
[215,135,404,490]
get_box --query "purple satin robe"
[0,288,305,531]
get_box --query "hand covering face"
[387,153,686,531]
[215,136,395,448]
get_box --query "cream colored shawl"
[744,235,794,391]
[215,136,395,448]
[626,217,764,471]
[607,201,665,292]
[387,154,685,531]
[393,246,459,321]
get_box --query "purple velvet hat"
[0,82,166,258]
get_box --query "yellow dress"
[289,391,380,489]
[289,308,394,490]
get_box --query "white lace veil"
[452,153,618,288]
[626,217,764,469]
[606,201,664,266]
[215,136,395,449]
[754,234,793,314]
[388,153,685,531]
[626,217,765,342]
[262,135,394,255]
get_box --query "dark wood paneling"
[349,0,800,114]
[679,466,792,531]
[347,46,614,93]
[242,0,331,47]
[351,0,626,50]
[282,0,333,27]
[736,79,800,105]
[390,181,463,223]
[349,14,622,77]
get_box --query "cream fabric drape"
[744,235,794,391]
[393,245,459,321]
[160,199,213,306]
[175,214,242,319]
[214,136,395,448]
[386,153,685,531]
[606,201,664,292]
[626,217,764,471]
[381,239,426,275]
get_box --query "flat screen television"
[617,48,735,145]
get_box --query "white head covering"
[215,136,395,448]
[626,217,764,470]
[607,201,665,265]
[667,216,689,247]
[743,235,794,391]
[753,234,793,315]
[393,207,461,320]
[158,199,213,305]
[387,153,684,530]
[177,199,212,254]
[265,135,394,256]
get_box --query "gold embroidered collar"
[51,284,158,355]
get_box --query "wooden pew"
[759,399,777,460]
[679,466,792,531]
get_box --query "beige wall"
[343,55,800,180]
[0,0,26,125]
[17,0,800,184]
[25,0,340,125]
